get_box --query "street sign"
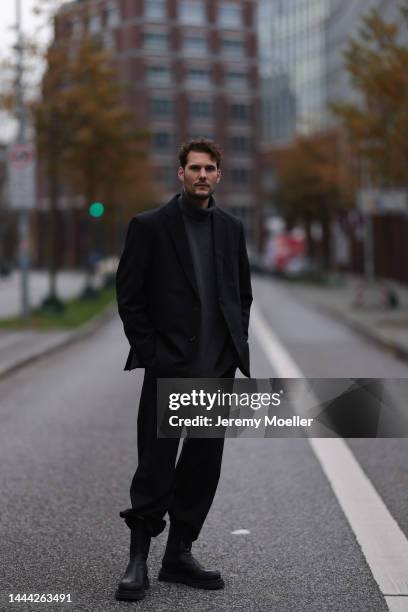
[7,142,36,210]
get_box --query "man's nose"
[199,168,207,178]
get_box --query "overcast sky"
[0,1,67,142]
[1,1,49,57]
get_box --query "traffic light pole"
[15,0,30,317]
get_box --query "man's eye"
[188,165,217,172]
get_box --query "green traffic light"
[89,202,105,218]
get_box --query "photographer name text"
[168,415,314,429]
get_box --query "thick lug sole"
[158,568,224,590]
[115,577,150,601]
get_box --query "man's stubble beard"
[184,185,215,202]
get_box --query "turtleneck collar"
[178,190,216,222]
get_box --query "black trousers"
[120,365,236,541]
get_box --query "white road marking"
[251,302,408,611]
[251,303,302,378]
[231,529,250,535]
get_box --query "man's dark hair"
[178,138,223,169]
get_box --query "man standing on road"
[115,138,252,601]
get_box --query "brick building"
[48,0,262,254]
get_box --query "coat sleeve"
[238,222,253,341]
[116,217,156,366]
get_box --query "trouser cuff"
[119,509,166,537]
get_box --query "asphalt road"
[253,275,408,546]
[1,275,407,611]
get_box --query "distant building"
[260,72,296,145]
[258,0,406,143]
[258,0,329,144]
[51,0,262,248]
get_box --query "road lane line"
[250,303,303,378]
[251,302,408,610]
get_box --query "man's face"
[178,151,221,201]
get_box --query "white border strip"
[251,303,408,609]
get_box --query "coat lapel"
[162,195,200,299]
[212,207,227,294]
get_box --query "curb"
[0,303,117,381]
[313,302,408,363]
[286,285,408,364]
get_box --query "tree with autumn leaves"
[32,32,154,302]
[270,2,408,270]
[1,0,154,305]
[271,130,356,270]
[332,2,408,188]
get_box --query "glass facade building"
[259,0,406,142]
[258,0,329,144]
[258,0,401,145]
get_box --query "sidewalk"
[283,274,408,362]
[0,304,116,380]
[0,269,119,380]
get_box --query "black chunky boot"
[115,520,151,601]
[158,525,224,590]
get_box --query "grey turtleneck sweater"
[178,191,236,377]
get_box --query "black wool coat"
[116,194,253,377]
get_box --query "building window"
[71,18,83,38]
[189,99,214,118]
[221,38,245,58]
[157,165,175,187]
[183,35,207,56]
[231,167,251,184]
[263,168,276,191]
[189,130,214,141]
[146,65,171,84]
[145,0,167,20]
[186,67,211,86]
[179,1,206,25]
[105,3,120,28]
[225,70,248,89]
[152,132,173,151]
[230,135,252,153]
[150,98,174,118]
[89,13,102,34]
[102,31,115,50]
[144,32,168,51]
[218,2,241,27]
[230,103,251,121]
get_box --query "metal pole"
[364,212,374,282]
[363,156,375,283]
[15,0,30,317]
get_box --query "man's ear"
[177,166,184,183]
[216,169,221,184]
